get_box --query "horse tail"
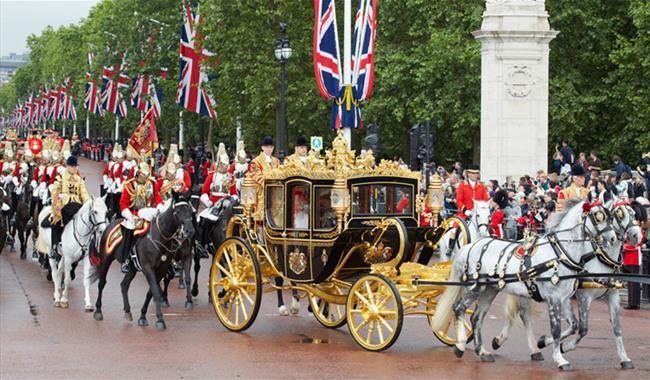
[36,207,50,255]
[430,264,464,331]
[504,294,524,328]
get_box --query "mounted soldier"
[119,162,162,273]
[197,149,236,256]
[47,156,90,260]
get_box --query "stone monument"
[473,0,558,183]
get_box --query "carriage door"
[284,180,312,281]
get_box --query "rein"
[70,203,107,256]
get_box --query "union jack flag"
[57,78,71,120]
[85,75,103,116]
[24,94,34,127]
[39,86,48,123]
[313,0,377,129]
[101,61,129,117]
[176,0,217,119]
[47,86,60,120]
[146,81,162,118]
[131,74,149,111]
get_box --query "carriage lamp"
[427,173,444,227]
[241,173,257,216]
[331,176,349,233]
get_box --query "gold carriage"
[208,131,473,351]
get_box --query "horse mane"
[546,198,583,231]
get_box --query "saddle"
[104,218,151,256]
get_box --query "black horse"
[0,186,10,253]
[13,169,34,259]
[90,198,195,330]
[191,196,238,300]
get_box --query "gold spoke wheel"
[346,274,403,351]
[308,283,347,329]
[209,237,262,332]
[427,297,474,346]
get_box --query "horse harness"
[458,206,615,302]
[130,201,192,272]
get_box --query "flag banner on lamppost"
[314,0,377,130]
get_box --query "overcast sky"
[0,0,100,57]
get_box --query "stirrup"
[120,260,131,274]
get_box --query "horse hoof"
[178,282,186,289]
[155,320,166,330]
[621,361,634,370]
[191,287,199,297]
[537,335,547,349]
[185,301,193,310]
[278,305,289,316]
[124,312,133,321]
[530,352,544,361]
[559,364,573,372]
[46,272,52,282]
[491,337,501,350]
[84,305,94,312]
[93,312,103,321]
[480,354,495,363]
[20,252,26,260]
[453,347,464,358]
[70,271,76,281]
[60,301,69,309]
[138,318,148,327]
[53,301,61,308]
[161,300,170,308]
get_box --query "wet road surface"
[1,158,649,379]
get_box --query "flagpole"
[343,0,352,148]
[85,113,90,139]
[63,121,66,138]
[179,110,184,150]
[114,116,119,142]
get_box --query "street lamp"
[275,22,292,161]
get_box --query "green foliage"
[0,0,647,167]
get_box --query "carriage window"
[266,186,284,229]
[288,183,310,230]
[315,187,337,230]
[352,184,412,216]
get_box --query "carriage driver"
[285,136,309,166]
[119,162,163,273]
[250,136,280,222]
[557,164,589,212]
[49,156,90,259]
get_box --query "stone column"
[473,0,558,183]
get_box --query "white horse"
[37,196,108,310]
[431,199,617,370]
[437,200,492,258]
[492,195,643,369]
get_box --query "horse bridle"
[472,207,490,234]
[71,202,108,254]
[155,201,193,249]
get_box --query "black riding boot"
[49,225,63,261]
[29,196,38,227]
[120,228,134,273]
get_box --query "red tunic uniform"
[119,178,162,215]
[490,209,505,238]
[201,171,237,204]
[455,180,489,219]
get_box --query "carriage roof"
[264,130,420,183]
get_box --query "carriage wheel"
[209,237,262,332]
[426,297,474,346]
[346,274,403,351]
[308,283,348,329]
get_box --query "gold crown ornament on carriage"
[240,130,445,229]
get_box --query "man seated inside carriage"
[197,153,237,257]
[119,162,163,273]
[48,156,90,259]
